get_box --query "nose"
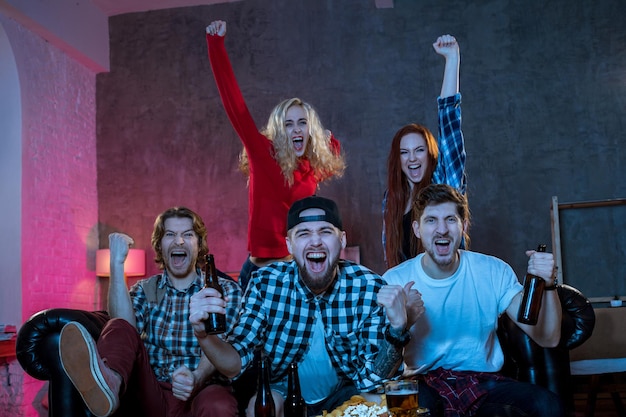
[175,235,185,245]
[435,220,448,235]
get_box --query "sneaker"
[59,321,121,417]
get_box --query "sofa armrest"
[16,309,111,417]
[17,308,110,381]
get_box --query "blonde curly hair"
[239,98,345,186]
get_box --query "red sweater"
[206,35,340,259]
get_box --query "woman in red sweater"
[206,20,345,289]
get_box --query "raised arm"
[433,34,460,98]
[206,20,266,154]
[506,250,562,347]
[107,232,137,326]
[432,34,466,194]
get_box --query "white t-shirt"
[382,250,522,375]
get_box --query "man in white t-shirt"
[379,184,565,417]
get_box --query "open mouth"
[434,239,451,255]
[306,251,327,273]
[170,250,188,268]
[292,136,304,153]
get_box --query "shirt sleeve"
[225,277,267,374]
[129,281,148,334]
[432,93,467,195]
[206,34,268,156]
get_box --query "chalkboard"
[551,197,626,301]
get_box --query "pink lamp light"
[96,249,146,277]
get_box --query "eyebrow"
[165,228,195,234]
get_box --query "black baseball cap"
[287,196,343,231]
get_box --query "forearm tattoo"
[373,339,403,378]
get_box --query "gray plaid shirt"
[131,270,242,382]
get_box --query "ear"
[462,219,469,234]
[340,231,347,249]
[286,236,294,255]
[412,220,421,239]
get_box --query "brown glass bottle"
[284,362,306,417]
[517,244,547,325]
[254,356,276,417]
[203,253,226,334]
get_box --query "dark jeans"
[238,255,259,292]
[418,379,565,417]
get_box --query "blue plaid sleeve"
[433,93,467,194]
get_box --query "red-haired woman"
[383,35,467,268]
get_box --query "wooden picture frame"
[551,196,626,303]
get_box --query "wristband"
[384,326,411,348]
[544,282,558,291]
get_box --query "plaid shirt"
[130,270,242,382]
[227,259,393,392]
[422,368,513,417]
[432,93,466,194]
[382,93,466,262]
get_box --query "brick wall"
[0,14,98,417]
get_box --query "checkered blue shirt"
[227,259,392,392]
[432,93,466,193]
[131,270,242,382]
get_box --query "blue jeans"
[418,379,565,417]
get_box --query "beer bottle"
[517,244,547,325]
[255,355,276,417]
[285,362,306,417]
[203,253,226,334]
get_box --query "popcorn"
[336,403,387,417]
[316,395,388,417]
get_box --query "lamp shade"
[96,249,146,277]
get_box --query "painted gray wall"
[97,0,626,284]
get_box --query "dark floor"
[572,373,626,417]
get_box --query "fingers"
[206,20,226,36]
[526,250,556,280]
[172,366,194,400]
[189,288,227,328]
[433,34,459,56]
[109,232,134,247]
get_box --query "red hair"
[384,124,439,267]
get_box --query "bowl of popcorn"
[316,394,430,417]
[316,395,388,417]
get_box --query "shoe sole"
[59,322,116,417]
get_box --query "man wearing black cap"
[188,196,415,417]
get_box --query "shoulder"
[339,260,385,288]
[382,256,422,285]
[130,274,163,293]
[219,276,242,295]
[460,250,515,275]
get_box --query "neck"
[421,251,461,279]
[165,269,198,290]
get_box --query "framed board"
[551,196,626,303]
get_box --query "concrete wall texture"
[97,0,626,277]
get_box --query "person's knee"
[193,386,238,417]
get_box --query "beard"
[296,256,340,294]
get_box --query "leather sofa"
[16,284,594,417]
